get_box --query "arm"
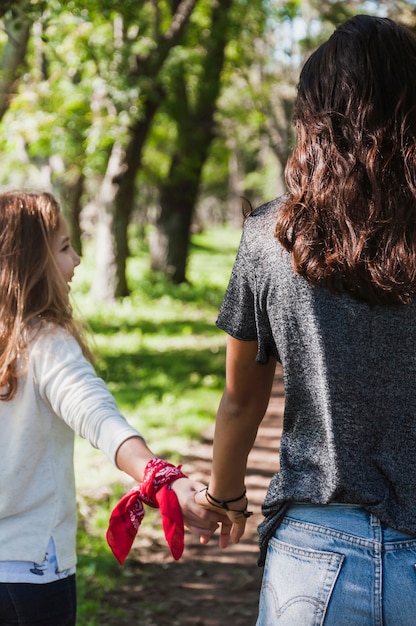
[35,329,224,542]
[196,335,276,546]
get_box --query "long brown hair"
[276,15,416,305]
[0,191,92,399]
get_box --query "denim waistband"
[285,503,416,544]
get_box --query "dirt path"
[99,366,284,626]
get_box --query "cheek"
[56,258,71,280]
[63,262,73,280]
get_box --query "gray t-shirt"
[217,197,416,562]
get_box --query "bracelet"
[203,488,253,518]
[205,489,247,509]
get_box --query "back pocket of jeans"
[257,537,344,626]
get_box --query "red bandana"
[106,458,187,564]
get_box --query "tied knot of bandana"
[106,458,187,564]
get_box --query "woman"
[197,15,416,625]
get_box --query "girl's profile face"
[51,215,80,290]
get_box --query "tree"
[208,0,383,217]
[0,5,32,122]
[0,1,201,297]
[149,0,234,283]
[0,3,104,253]
[91,0,199,301]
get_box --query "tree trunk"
[112,92,163,297]
[150,188,194,283]
[150,0,234,283]
[56,173,85,256]
[151,145,201,282]
[91,0,197,300]
[228,141,245,228]
[91,142,125,302]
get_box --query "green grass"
[71,224,241,625]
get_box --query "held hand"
[194,488,252,548]
[171,478,230,543]
[107,460,228,564]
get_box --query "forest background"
[3,0,416,300]
[1,1,416,624]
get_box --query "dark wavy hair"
[276,14,416,305]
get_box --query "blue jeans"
[256,504,416,625]
[0,575,76,625]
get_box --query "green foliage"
[0,0,413,206]
[72,225,241,623]
[0,0,197,189]
[0,1,49,20]
[275,0,302,21]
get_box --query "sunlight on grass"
[71,224,242,625]
[71,225,241,472]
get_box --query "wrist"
[203,487,253,518]
[206,488,246,507]
[207,485,246,502]
[140,458,187,505]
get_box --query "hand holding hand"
[194,487,252,548]
[107,454,238,564]
[171,477,230,544]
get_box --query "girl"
[197,15,416,625]
[0,191,222,625]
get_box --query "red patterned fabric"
[106,458,187,564]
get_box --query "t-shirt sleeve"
[216,234,258,341]
[216,209,280,364]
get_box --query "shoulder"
[28,322,82,361]
[243,196,286,241]
[240,195,288,260]
[246,195,286,224]
[250,195,286,218]
[25,322,96,390]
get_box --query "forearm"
[208,339,277,500]
[208,392,263,499]
[195,340,276,546]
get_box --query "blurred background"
[1,0,414,300]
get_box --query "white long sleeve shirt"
[0,324,141,570]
